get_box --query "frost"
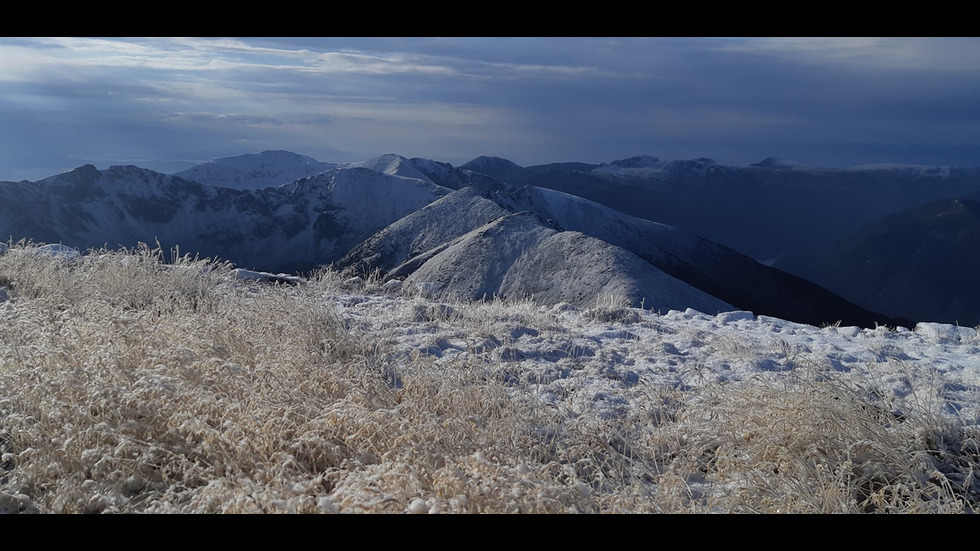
[1,243,978,514]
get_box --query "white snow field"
[0,243,978,513]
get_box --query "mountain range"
[458,155,980,326]
[0,157,449,274]
[4,149,972,328]
[460,155,980,263]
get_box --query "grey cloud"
[3,37,980,180]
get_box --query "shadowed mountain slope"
[461,156,980,264]
[775,196,980,326]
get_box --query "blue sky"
[2,37,980,181]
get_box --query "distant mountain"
[347,153,437,184]
[175,150,337,190]
[460,155,980,263]
[348,153,472,190]
[775,196,980,326]
[459,156,528,184]
[750,157,810,169]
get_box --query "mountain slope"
[400,211,735,314]
[338,179,910,328]
[775,196,980,326]
[0,163,450,272]
[335,179,513,277]
[351,153,473,190]
[494,186,911,328]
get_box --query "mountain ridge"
[1,149,962,328]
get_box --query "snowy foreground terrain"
[338,291,980,432]
[0,244,978,513]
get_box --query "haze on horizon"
[2,37,980,182]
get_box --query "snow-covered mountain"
[493,185,912,327]
[1,150,961,328]
[460,156,980,263]
[336,178,910,328]
[348,153,472,191]
[336,178,511,277]
[0,163,450,273]
[174,150,337,190]
[398,210,734,314]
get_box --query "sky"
[2,37,980,181]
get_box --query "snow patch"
[915,322,978,344]
[715,310,755,324]
[230,268,303,285]
[29,244,82,261]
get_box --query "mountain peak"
[461,156,523,170]
[752,157,807,169]
[610,155,662,169]
[458,156,526,185]
[352,154,422,177]
[39,164,102,186]
[71,164,101,177]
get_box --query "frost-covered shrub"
[582,294,642,324]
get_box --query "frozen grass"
[0,242,977,513]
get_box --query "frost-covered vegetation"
[0,242,978,513]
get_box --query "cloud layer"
[2,37,979,180]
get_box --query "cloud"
[2,37,980,180]
[714,37,980,72]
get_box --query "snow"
[20,243,82,261]
[327,291,980,427]
[320,167,450,225]
[335,185,513,275]
[347,154,436,185]
[22,242,974,429]
[2,243,979,513]
[400,211,733,313]
[4,154,979,421]
[229,268,303,285]
[2,163,451,274]
[751,157,810,169]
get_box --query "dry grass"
[0,242,977,513]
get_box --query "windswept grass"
[0,242,976,513]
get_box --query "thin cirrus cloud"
[1,37,979,181]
